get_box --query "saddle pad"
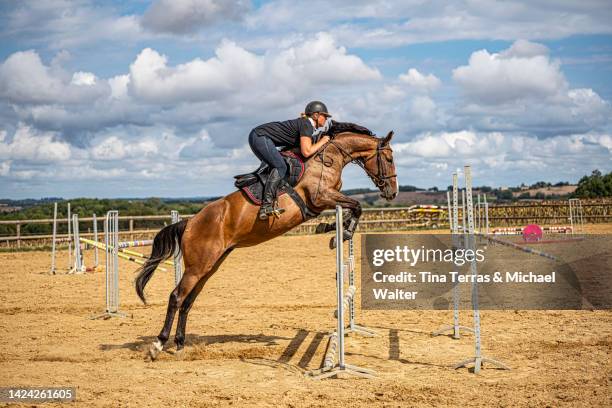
[238,151,305,205]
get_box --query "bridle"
[319,137,396,188]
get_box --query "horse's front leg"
[313,191,362,248]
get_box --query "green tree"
[574,170,612,198]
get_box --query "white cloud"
[449,40,611,135]
[179,129,226,158]
[0,50,109,104]
[90,136,127,160]
[90,135,160,161]
[0,161,10,176]
[567,88,610,124]
[452,40,567,104]
[2,1,146,50]
[108,74,130,99]
[399,68,441,93]
[127,33,379,104]
[394,130,612,173]
[395,130,504,158]
[71,71,97,86]
[0,124,71,162]
[408,96,438,123]
[141,0,251,34]
[498,39,549,58]
[327,1,612,48]
[128,42,264,103]
[269,33,381,86]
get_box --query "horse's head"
[360,131,398,200]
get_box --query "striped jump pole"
[117,240,153,248]
[307,205,376,380]
[478,233,560,262]
[67,202,72,270]
[93,213,99,268]
[80,238,168,271]
[50,202,58,275]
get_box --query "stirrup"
[259,205,272,220]
[267,206,285,219]
[259,203,285,220]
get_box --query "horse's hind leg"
[148,271,201,360]
[174,249,234,356]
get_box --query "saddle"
[234,151,319,220]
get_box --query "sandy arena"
[1,229,611,407]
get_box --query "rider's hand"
[320,135,330,144]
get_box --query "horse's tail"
[135,219,188,304]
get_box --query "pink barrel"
[522,224,543,242]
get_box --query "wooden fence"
[1,200,611,249]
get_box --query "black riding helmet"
[305,101,332,117]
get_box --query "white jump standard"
[453,166,510,373]
[92,211,126,319]
[432,173,474,340]
[307,205,376,380]
[69,214,85,274]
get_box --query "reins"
[316,136,396,188]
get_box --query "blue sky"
[0,0,611,199]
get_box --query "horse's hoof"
[175,348,185,360]
[329,236,336,250]
[343,229,353,240]
[329,230,352,250]
[315,223,329,234]
[148,339,163,361]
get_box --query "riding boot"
[259,168,286,220]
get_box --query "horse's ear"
[382,131,394,145]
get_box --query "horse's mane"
[280,120,376,155]
[327,120,375,137]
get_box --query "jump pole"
[171,210,183,285]
[67,202,72,270]
[80,238,166,270]
[484,194,489,234]
[69,214,85,274]
[477,233,560,262]
[50,202,58,275]
[93,213,99,268]
[117,240,153,248]
[433,173,474,339]
[307,205,375,380]
[454,165,510,373]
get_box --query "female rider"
[249,101,332,220]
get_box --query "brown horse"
[135,130,398,360]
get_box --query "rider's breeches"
[248,130,287,179]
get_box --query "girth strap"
[282,183,320,221]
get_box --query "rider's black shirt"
[252,117,315,147]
